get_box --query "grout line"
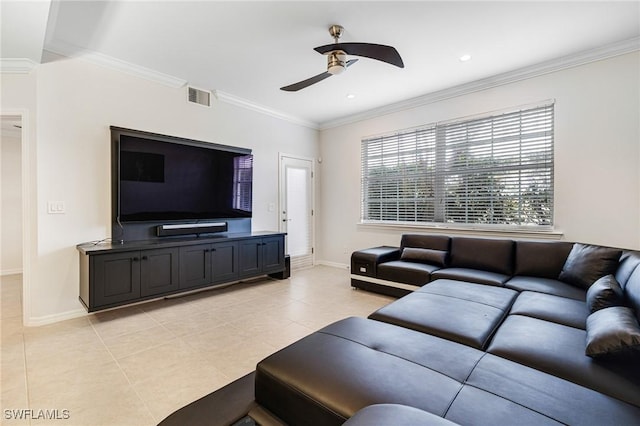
[88,319,157,425]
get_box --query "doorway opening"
[279,154,314,270]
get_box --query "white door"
[279,155,314,270]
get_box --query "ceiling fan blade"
[280,59,358,92]
[280,71,332,92]
[315,42,404,68]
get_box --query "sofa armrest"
[351,246,401,277]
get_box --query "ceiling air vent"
[187,86,211,107]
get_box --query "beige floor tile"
[89,306,160,340]
[132,359,231,422]
[1,266,397,425]
[204,340,277,380]
[101,324,176,359]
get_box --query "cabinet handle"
[142,256,148,261]
[132,257,139,262]
[211,248,216,252]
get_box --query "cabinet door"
[238,239,263,277]
[179,244,212,289]
[92,251,141,308]
[140,247,180,297]
[262,235,285,273]
[211,241,239,283]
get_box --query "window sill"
[357,221,564,240]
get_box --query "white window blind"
[361,103,554,228]
[233,155,253,212]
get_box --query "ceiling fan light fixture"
[327,52,347,75]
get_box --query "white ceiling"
[4,1,640,127]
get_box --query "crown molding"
[213,90,320,130]
[0,58,38,74]
[319,37,640,130]
[44,41,187,88]
[43,41,318,128]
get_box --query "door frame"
[2,109,31,326]
[278,153,315,267]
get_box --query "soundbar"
[156,222,228,237]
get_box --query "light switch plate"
[47,201,65,214]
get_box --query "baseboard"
[314,260,349,269]
[1,268,22,276]
[25,308,87,327]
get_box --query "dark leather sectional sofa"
[162,234,640,425]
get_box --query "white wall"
[317,52,640,267]
[3,56,319,325]
[1,132,23,275]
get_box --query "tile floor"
[1,266,393,425]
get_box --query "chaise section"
[255,317,483,426]
[369,280,517,349]
[256,316,640,426]
[461,354,640,425]
[486,314,640,407]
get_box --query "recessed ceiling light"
[346,93,356,100]
[459,54,472,62]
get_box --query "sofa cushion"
[505,276,586,300]
[510,291,587,329]
[558,243,622,289]
[401,247,448,267]
[255,317,483,425]
[400,234,451,251]
[463,354,640,424]
[344,404,459,426]
[445,385,562,426]
[514,240,573,279]
[419,279,518,309]
[377,261,438,286]
[586,274,624,313]
[430,268,509,287]
[369,281,517,349]
[449,237,514,275]
[585,306,640,358]
[487,315,640,407]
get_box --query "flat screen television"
[111,127,253,224]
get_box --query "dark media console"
[77,231,286,312]
[79,127,283,313]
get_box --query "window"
[233,155,253,212]
[361,103,554,229]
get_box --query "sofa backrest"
[617,250,640,321]
[514,241,573,279]
[616,251,640,289]
[400,234,451,252]
[449,237,514,275]
[624,265,640,322]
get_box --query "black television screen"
[116,133,253,222]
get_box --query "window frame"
[360,101,556,234]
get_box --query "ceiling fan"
[280,25,404,92]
